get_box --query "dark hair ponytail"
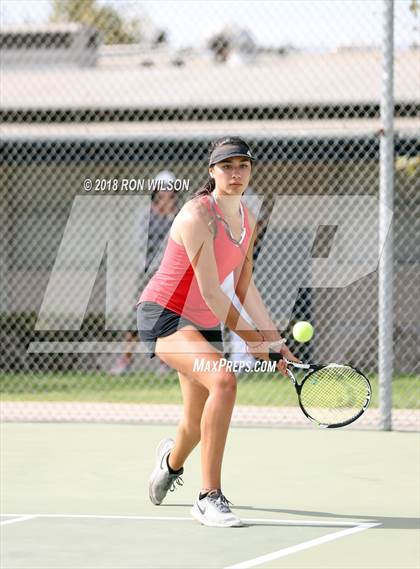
[195,176,215,197]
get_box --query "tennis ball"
[293,321,314,343]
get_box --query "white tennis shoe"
[149,438,184,505]
[191,490,243,527]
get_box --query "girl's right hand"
[246,339,299,378]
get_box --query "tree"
[50,0,142,44]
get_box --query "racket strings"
[299,366,370,425]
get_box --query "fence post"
[379,0,394,431]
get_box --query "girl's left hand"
[272,344,301,377]
[280,344,300,363]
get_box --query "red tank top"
[138,195,252,327]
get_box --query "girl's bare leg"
[156,327,236,490]
[168,372,208,471]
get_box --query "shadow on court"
[233,507,419,531]
[162,503,418,530]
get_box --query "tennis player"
[138,137,299,527]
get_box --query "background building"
[1,1,419,429]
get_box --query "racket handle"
[285,360,316,370]
[268,351,313,370]
[268,349,284,363]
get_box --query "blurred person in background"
[110,171,178,375]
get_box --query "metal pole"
[379,0,394,431]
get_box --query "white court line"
[2,514,192,522]
[224,523,380,569]
[0,515,38,527]
[2,513,363,526]
[2,514,380,568]
[241,518,360,527]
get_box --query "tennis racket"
[269,350,371,428]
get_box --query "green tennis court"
[1,423,418,569]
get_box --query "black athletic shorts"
[137,301,223,359]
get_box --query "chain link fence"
[1,1,419,430]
